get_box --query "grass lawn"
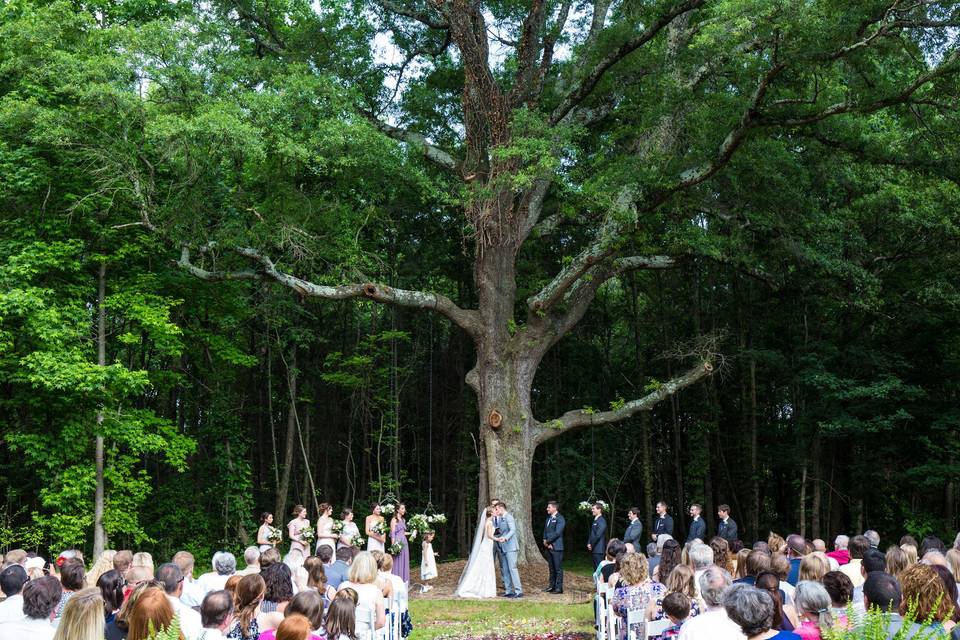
[408,598,594,639]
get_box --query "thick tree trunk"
[93,261,107,558]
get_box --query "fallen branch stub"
[488,410,503,429]
[363,284,378,297]
[704,362,714,372]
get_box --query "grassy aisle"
[408,599,594,639]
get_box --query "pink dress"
[795,621,822,639]
[288,518,308,555]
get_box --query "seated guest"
[325,548,352,590]
[324,598,356,640]
[884,546,909,580]
[200,553,237,595]
[920,536,947,558]
[199,590,234,640]
[724,584,801,640]
[710,538,735,575]
[260,549,281,570]
[132,553,154,576]
[261,563,295,614]
[734,549,751,580]
[599,539,625,583]
[126,586,178,640]
[337,552,385,630]
[785,535,807,586]
[239,547,261,575]
[52,587,105,640]
[379,554,408,615]
[113,551,134,578]
[900,544,918,566]
[864,530,880,550]
[821,572,854,624]
[861,572,920,640]
[258,590,325,640]
[95,570,125,625]
[647,564,701,631]
[677,566,745,640]
[945,549,960,584]
[174,551,205,608]
[53,559,87,627]
[228,574,266,640]
[688,544,714,595]
[85,551,117,588]
[755,571,798,631]
[736,551,771,587]
[107,581,155,640]
[305,559,336,605]
[770,554,796,605]
[839,536,870,588]
[793,581,836,639]
[899,564,955,633]
[0,575,61,640]
[157,562,203,639]
[610,552,663,639]
[768,534,786,556]
[799,554,829,584]
[658,592,693,638]
[654,540,682,583]
[273,614,311,640]
[851,549,887,611]
[0,564,29,623]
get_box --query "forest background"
[1,0,960,565]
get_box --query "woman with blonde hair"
[885,546,909,579]
[131,553,154,575]
[85,551,116,588]
[53,588,105,640]
[337,551,385,630]
[799,554,829,583]
[946,548,960,583]
[610,553,663,640]
[645,564,701,637]
[899,564,956,631]
[901,543,918,566]
[768,532,786,555]
[126,586,182,640]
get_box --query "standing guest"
[337,552,385,630]
[200,553,237,595]
[96,571,125,625]
[337,509,360,551]
[0,564,29,623]
[0,574,60,640]
[678,566,745,640]
[864,530,880,550]
[687,505,706,543]
[113,551,134,579]
[623,507,643,549]
[825,536,849,567]
[239,547,261,575]
[587,503,608,570]
[157,563,203,639]
[53,560,87,627]
[717,506,739,544]
[611,553,664,640]
[365,504,386,553]
[326,548,352,591]
[839,536,869,588]
[390,503,411,584]
[654,540,682,583]
[793,581,835,639]
[288,506,310,557]
[198,590,234,640]
[323,598,356,640]
[724,584,801,640]
[652,503,675,541]
[542,501,565,594]
[85,551,117,588]
[258,513,277,551]
[420,530,438,591]
[174,551,205,608]
[126,586,179,640]
[228,574,266,640]
[755,571,798,631]
[52,588,105,640]
[315,504,337,556]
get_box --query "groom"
[493,501,523,598]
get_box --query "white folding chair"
[606,599,619,640]
[595,582,608,640]
[644,618,671,639]
[378,597,392,640]
[355,604,377,640]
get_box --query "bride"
[455,506,497,598]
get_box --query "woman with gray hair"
[724,583,801,640]
[792,581,834,639]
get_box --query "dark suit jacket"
[652,514,674,538]
[623,519,643,547]
[588,515,607,553]
[687,517,706,542]
[543,513,565,551]
[718,517,739,543]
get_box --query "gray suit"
[623,518,643,548]
[494,511,522,595]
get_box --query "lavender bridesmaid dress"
[391,518,410,583]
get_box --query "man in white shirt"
[0,575,61,640]
[174,551,205,608]
[0,565,28,623]
[158,563,203,639]
[678,566,746,640]
[197,590,234,640]
[237,547,261,575]
[840,535,870,588]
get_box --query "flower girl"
[420,530,438,592]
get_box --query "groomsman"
[717,504,739,543]
[542,501,565,593]
[686,504,706,543]
[651,501,674,541]
[623,507,643,548]
[586,503,607,569]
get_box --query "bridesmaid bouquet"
[299,525,316,544]
[371,521,388,537]
[267,526,283,545]
[388,542,403,555]
[331,520,345,535]
[350,534,366,548]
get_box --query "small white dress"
[420,541,438,580]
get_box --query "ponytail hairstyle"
[794,580,834,630]
[233,574,266,639]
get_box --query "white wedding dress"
[455,513,497,599]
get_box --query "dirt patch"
[409,560,593,604]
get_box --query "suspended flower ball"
[578,500,608,514]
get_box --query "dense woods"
[1,0,959,565]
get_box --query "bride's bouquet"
[331,520,345,536]
[578,499,608,514]
[350,534,366,548]
[298,525,316,545]
[371,520,388,537]
[266,526,283,545]
[388,541,403,555]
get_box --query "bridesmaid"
[257,512,276,552]
[288,504,309,556]
[390,503,411,584]
[315,503,337,555]
[338,508,360,550]
[366,503,386,553]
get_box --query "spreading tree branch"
[363,114,460,172]
[373,0,449,29]
[536,361,715,443]
[177,245,481,337]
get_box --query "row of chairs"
[356,591,405,640]
[595,579,671,640]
